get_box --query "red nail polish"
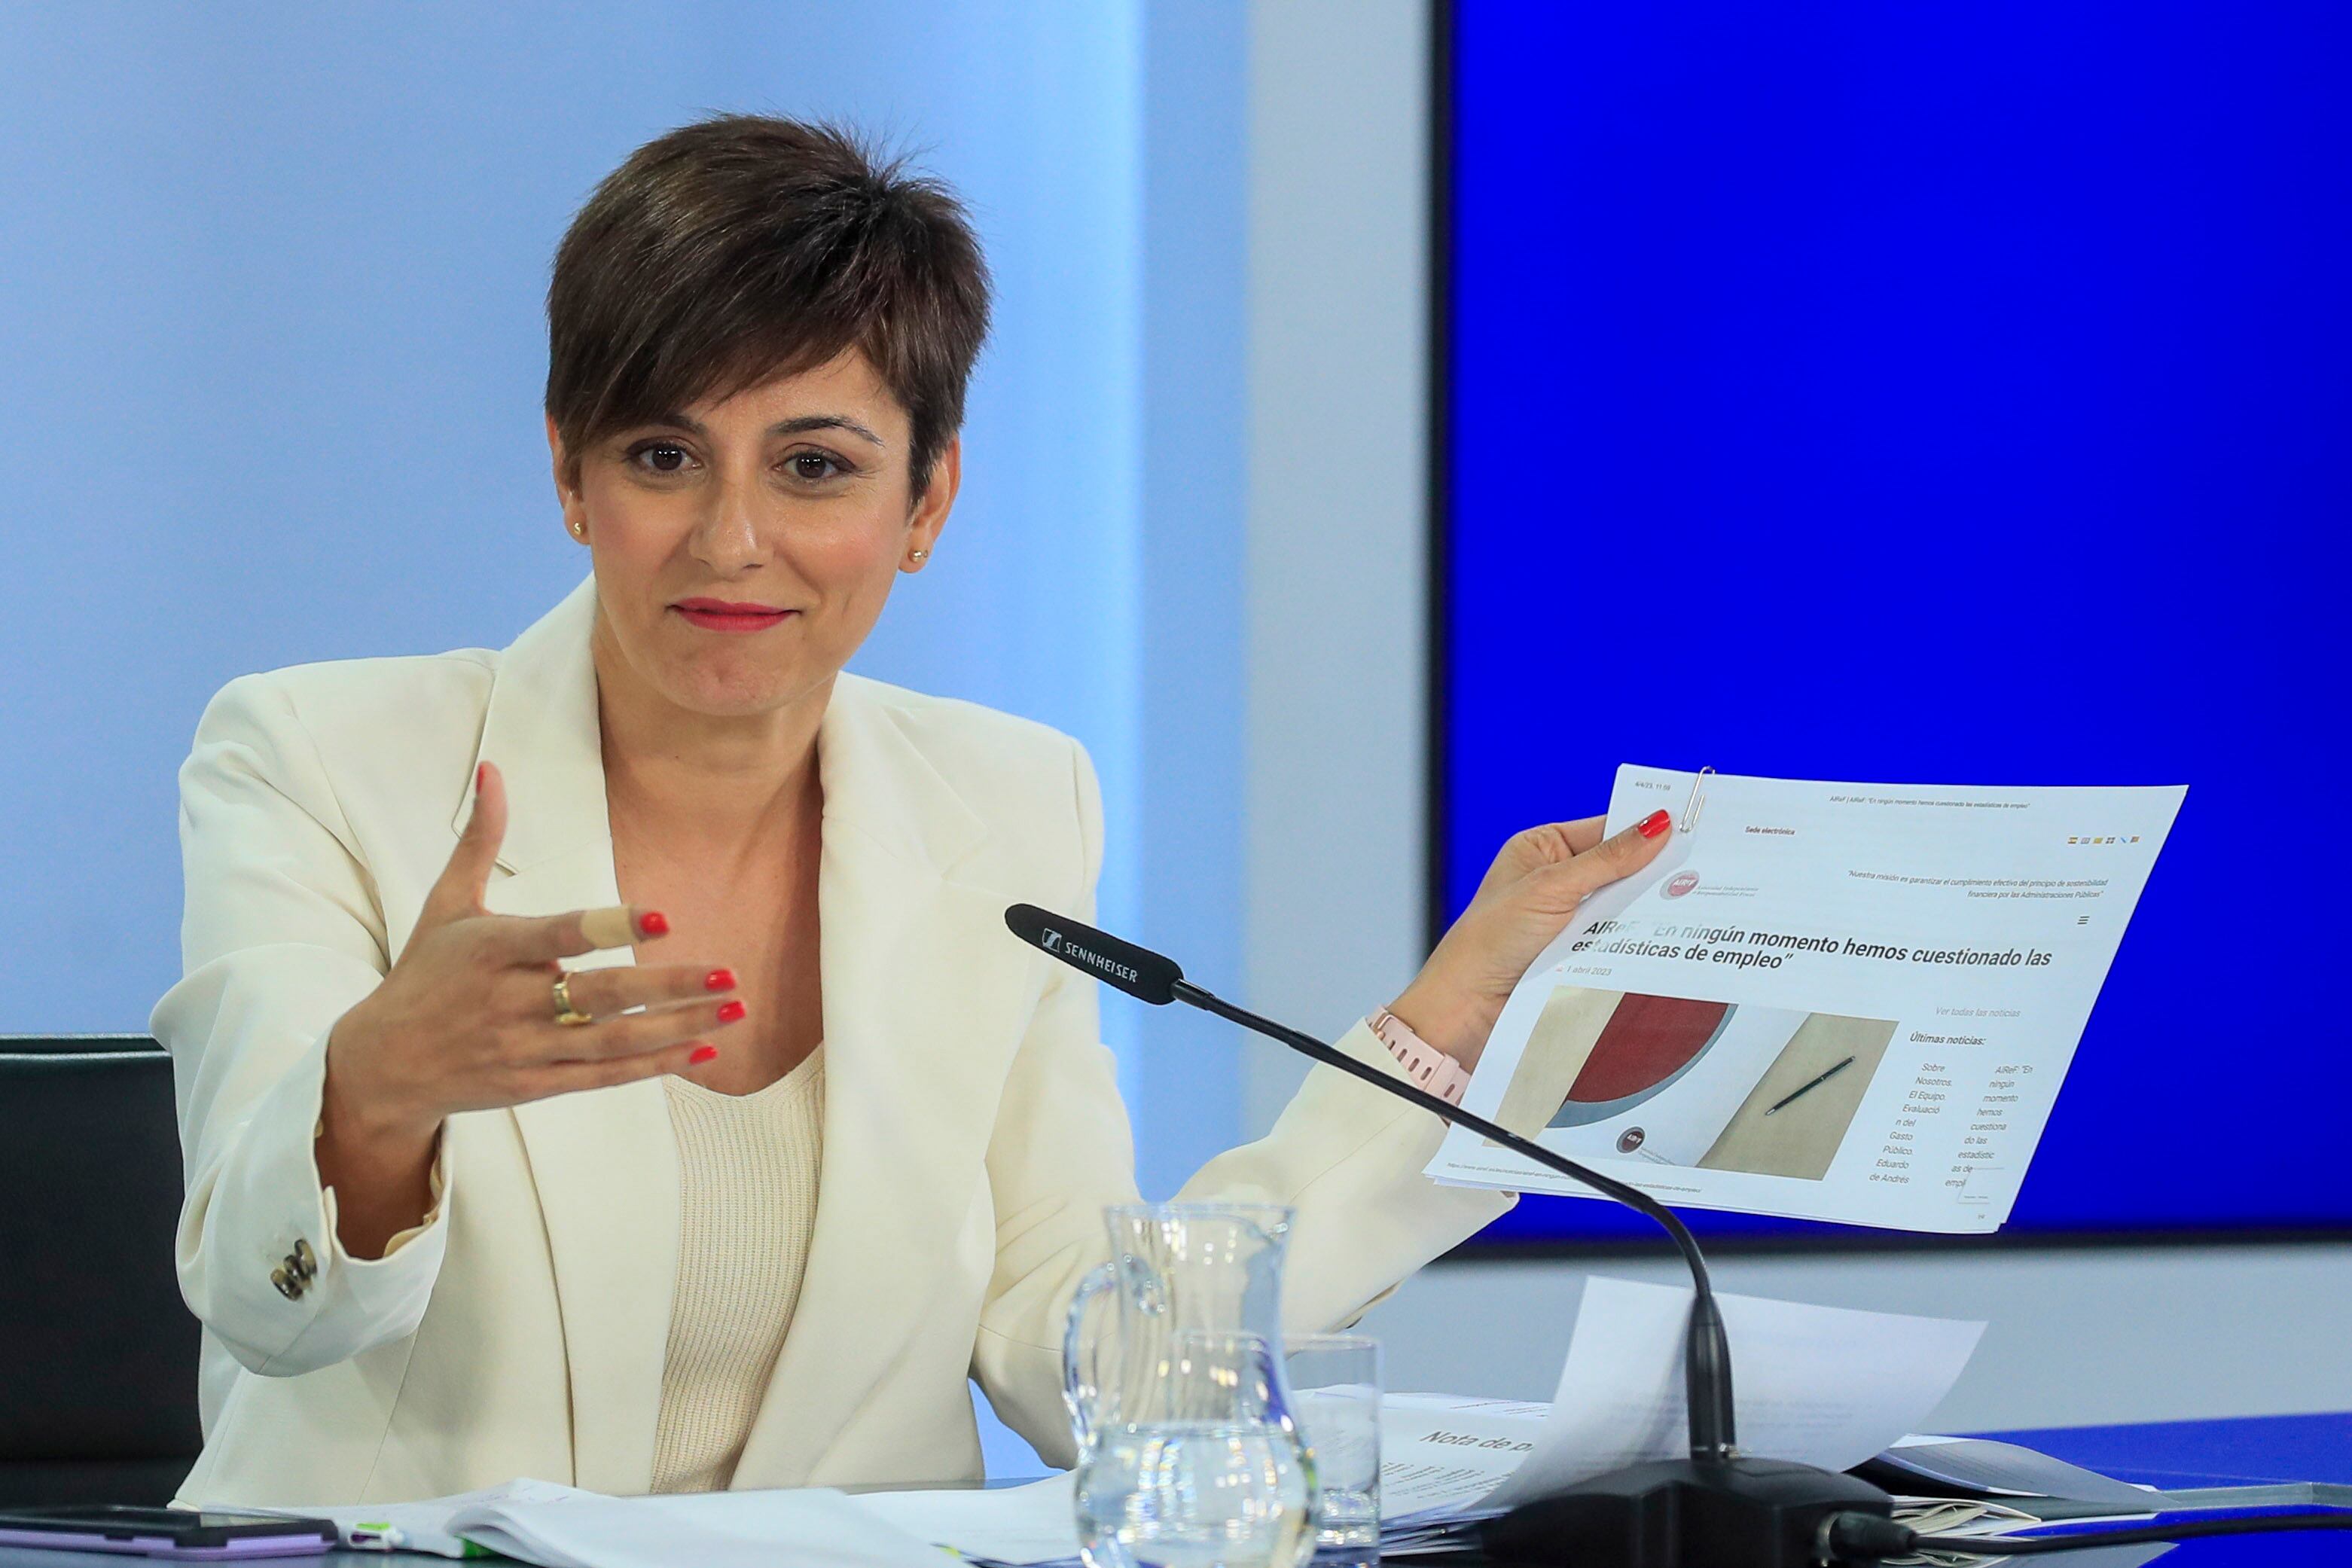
[715,999,747,1023]
[688,1044,719,1064]
[475,762,487,792]
[1637,809,1671,839]
[639,911,670,937]
[704,968,737,992]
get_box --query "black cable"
[1825,1508,2352,1560]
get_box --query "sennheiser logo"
[1045,929,1140,984]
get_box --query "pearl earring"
[908,548,929,565]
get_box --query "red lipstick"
[673,597,794,633]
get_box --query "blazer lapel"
[450,575,612,876]
[455,582,1039,1492]
[496,856,680,1498]
[458,576,682,1496]
[729,678,1036,1487]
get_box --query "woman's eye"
[625,439,686,474]
[787,451,844,482]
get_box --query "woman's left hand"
[1388,809,1673,1069]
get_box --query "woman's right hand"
[317,761,743,1255]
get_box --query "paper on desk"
[1878,1433,2157,1509]
[250,1481,576,1557]
[1377,1277,1982,1529]
[845,1475,1080,1566]
[254,1479,944,1568]
[1377,1394,1550,1518]
[1495,1277,1982,1502]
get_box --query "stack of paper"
[1374,1277,1984,1552]
[847,1477,1081,1568]
[260,1478,944,1568]
[1863,1434,2161,1518]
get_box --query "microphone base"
[1478,1457,1896,1568]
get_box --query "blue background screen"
[1441,2,2350,1243]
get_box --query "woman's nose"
[689,471,766,572]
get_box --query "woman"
[155,114,1673,1506]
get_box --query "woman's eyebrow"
[642,411,889,449]
[767,413,887,447]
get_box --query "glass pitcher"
[1063,1203,1317,1568]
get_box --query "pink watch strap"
[1368,1008,1472,1106]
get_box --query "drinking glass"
[1285,1334,1381,1557]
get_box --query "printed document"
[1380,1280,1980,1523]
[250,1479,941,1568]
[1429,766,2183,1231]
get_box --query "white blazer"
[154,576,1511,1506]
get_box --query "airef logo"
[1664,871,1701,899]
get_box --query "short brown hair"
[545,114,990,496]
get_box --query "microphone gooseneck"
[1005,902,1736,1463]
[1167,976,1737,1463]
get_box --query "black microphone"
[1003,902,1183,1005]
[1005,903,1894,1568]
[1005,903,1737,1451]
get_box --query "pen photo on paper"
[1765,1055,1857,1116]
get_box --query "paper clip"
[1679,766,1715,834]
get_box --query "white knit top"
[648,1049,825,1494]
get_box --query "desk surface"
[3,1413,2346,1567]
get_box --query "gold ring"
[551,971,593,1027]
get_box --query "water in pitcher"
[1064,1206,1317,1568]
[1073,1418,1315,1568]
